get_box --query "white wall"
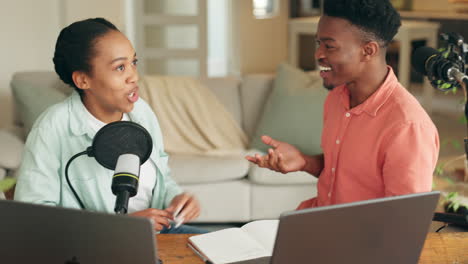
[0,0,61,129]
[0,0,129,129]
[61,0,127,32]
[230,0,288,75]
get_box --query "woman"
[14,18,203,234]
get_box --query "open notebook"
[188,191,440,264]
[188,220,278,263]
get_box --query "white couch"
[10,71,318,222]
[0,129,24,199]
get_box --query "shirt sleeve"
[14,126,61,205]
[382,122,439,196]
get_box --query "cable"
[435,223,448,233]
[65,150,88,210]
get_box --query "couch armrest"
[10,71,71,137]
[0,130,24,170]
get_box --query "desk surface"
[156,233,468,264]
[399,10,468,21]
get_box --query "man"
[246,0,439,209]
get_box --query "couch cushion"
[10,72,72,136]
[201,77,242,127]
[0,130,24,169]
[251,183,316,219]
[0,169,6,199]
[169,154,250,184]
[0,168,5,180]
[250,64,328,156]
[180,180,251,222]
[239,74,275,139]
[249,164,317,185]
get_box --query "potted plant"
[444,191,468,215]
[0,177,16,200]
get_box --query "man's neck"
[347,63,389,108]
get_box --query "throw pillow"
[250,63,328,156]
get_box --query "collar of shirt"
[83,105,130,133]
[338,66,398,117]
[68,91,145,139]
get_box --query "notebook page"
[241,220,279,254]
[189,228,270,264]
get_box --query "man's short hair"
[323,0,401,47]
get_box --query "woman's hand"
[130,208,173,231]
[166,193,201,224]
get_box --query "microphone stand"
[454,75,468,223]
[114,190,130,214]
[462,78,468,183]
[454,72,468,224]
[433,72,468,227]
[446,67,468,177]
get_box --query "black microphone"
[88,121,153,214]
[66,121,152,213]
[112,153,141,214]
[65,121,153,212]
[411,46,467,87]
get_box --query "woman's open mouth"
[127,88,139,103]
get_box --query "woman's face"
[80,30,139,123]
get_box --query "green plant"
[432,139,465,212]
[0,177,16,193]
[444,191,468,214]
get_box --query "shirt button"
[336,139,340,144]
[331,168,335,173]
[345,112,351,117]
[328,192,332,198]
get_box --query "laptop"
[269,191,440,264]
[0,200,158,264]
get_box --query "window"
[253,0,278,19]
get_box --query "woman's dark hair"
[323,0,401,47]
[53,18,119,95]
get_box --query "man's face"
[315,15,367,90]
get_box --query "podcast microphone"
[89,121,153,214]
[65,121,153,214]
[112,154,141,214]
[411,46,467,86]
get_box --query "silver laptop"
[269,191,440,264]
[0,200,157,264]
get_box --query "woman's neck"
[82,96,123,123]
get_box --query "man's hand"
[165,193,201,224]
[130,209,173,231]
[245,135,307,174]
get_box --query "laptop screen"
[271,191,440,264]
[0,200,157,264]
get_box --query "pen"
[173,205,185,228]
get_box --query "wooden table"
[156,233,468,264]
